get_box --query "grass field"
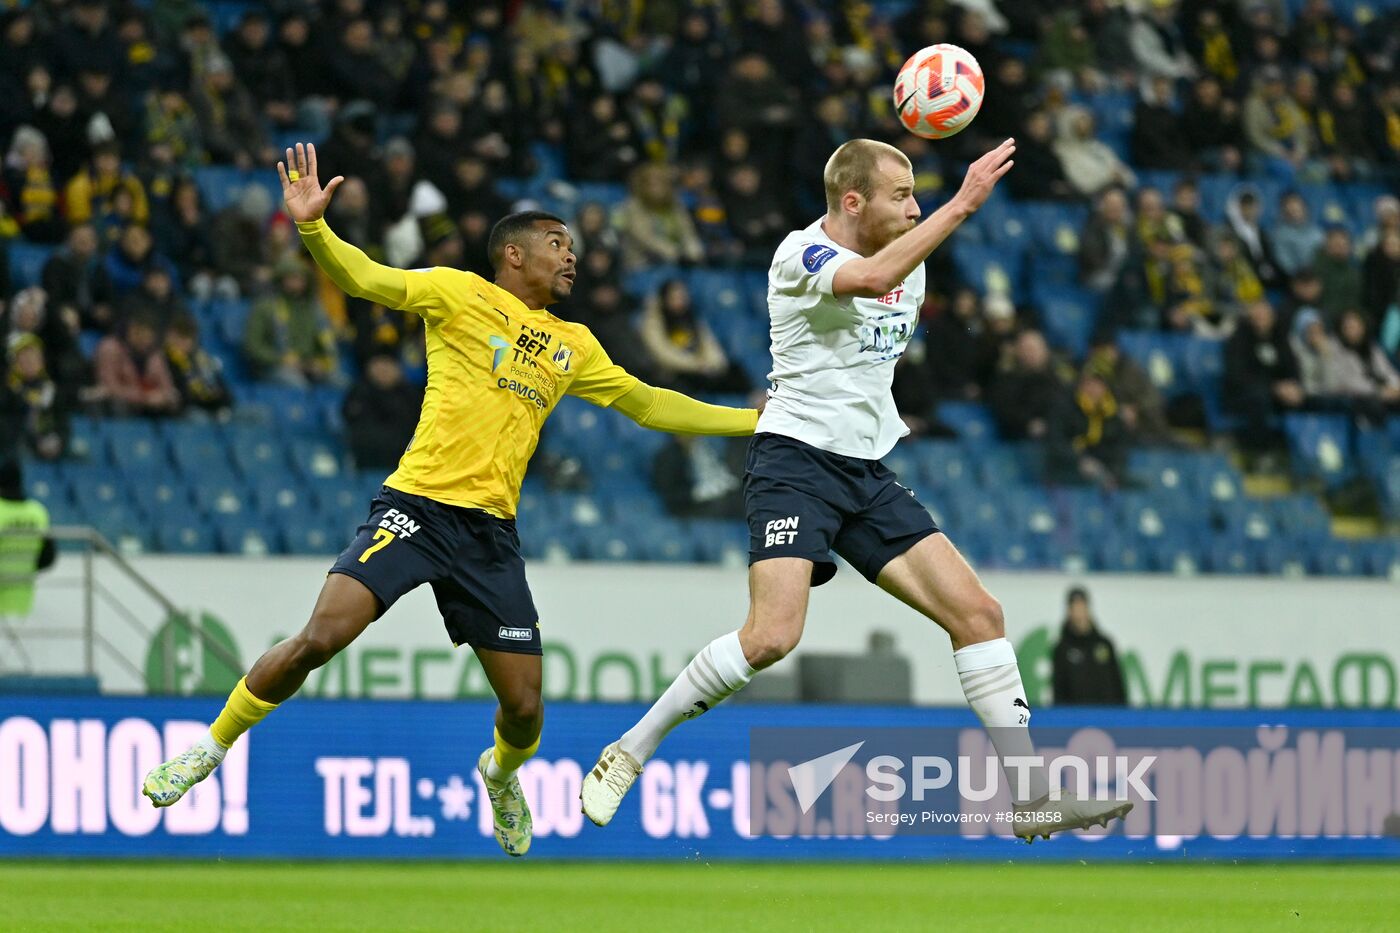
[2,862,1396,932]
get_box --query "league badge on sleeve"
[551,343,574,373]
[802,244,839,273]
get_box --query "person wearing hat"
[1051,587,1127,706]
[2,334,68,461]
[0,460,56,672]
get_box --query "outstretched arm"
[832,138,1016,299]
[279,142,409,309]
[612,382,757,436]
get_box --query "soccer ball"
[892,44,985,140]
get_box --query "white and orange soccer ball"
[892,44,985,140]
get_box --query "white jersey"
[756,218,926,460]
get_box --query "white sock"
[484,756,509,782]
[196,731,228,762]
[620,630,755,763]
[954,637,1049,805]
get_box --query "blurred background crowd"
[1,0,1399,574]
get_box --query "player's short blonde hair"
[823,139,911,213]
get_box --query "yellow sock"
[493,727,540,773]
[209,677,279,749]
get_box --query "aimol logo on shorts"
[498,626,533,641]
[764,516,799,548]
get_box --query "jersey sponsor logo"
[764,516,799,548]
[489,335,510,372]
[550,343,574,373]
[496,377,550,410]
[858,317,915,360]
[378,508,421,539]
[497,626,533,641]
[801,244,839,273]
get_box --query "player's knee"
[744,623,802,669]
[954,593,1005,644]
[498,691,543,731]
[289,626,345,671]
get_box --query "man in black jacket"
[1052,587,1127,706]
[1223,299,1305,454]
[342,354,423,470]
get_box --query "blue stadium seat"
[935,403,999,446]
[1206,538,1253,575]
[1037,288,1099,359]
[192,480,250,516]
[1094,535,1149,573]
[950,242,1024,302]
[1283,413,1355,487]
[214,516,278,556]
[289,439,345,479]
[282,521,343,556]
[129,480,195,517]
[157,523,218,554]
[7,242,54,289]
[1311,540,1368,577]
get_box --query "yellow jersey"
[382,267,638,517]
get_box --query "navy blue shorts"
[329,486,541,654]
[744,433,940,586]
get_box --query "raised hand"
[277,142,344,224]
[954,138,1016,214]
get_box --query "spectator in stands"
[94,311,180,416]
[1131,75,1192,171]
[415,102,467,194]
[164,313,231,417]
[924,288,991,401]
[443,155,508,230]
[616,162,705,272]
[571,247,656,382]
[652,435,747,520]
[1080,187,1133,293]
[1242,65,1313,175]
[1129,0,1196,81]
[1358,196,1399,257]
[1226,187,1281,289]
[1171,179,1208,248]
[244,258,341,388]
[342,353,423,470]
[104,224,175,298]
[1361,230,1400,333]
[153,178,228,300]
[638,278,749,395]
[1047,368,1132,488]
[721,163,789,264]
[224,10,297,132]
[1,334,67,461]
[328,18,398,111]
[211,184,276,295]
[677,161,737,263]
[75,64,134,146]
[1086,335,1175,445]
[41,223,113,331]
[192,54,269,170]
[562,93,641,183]
[3,125,63,243]
[1204,229,1265,329]
[1272,192,1326,279]
[1291,308,1341,400]
[32,84,86,184]
[1181,75,1244,173]
[1054,105,1138,197]
[1006,109,1074,201]
[117,265,184,337]
[572,201,618,258]
[63,142,149,233]
[324,175,382,255]
[143,86,204,168]
[1334,310,1400,409]
[1052,587,1127,706]
[990,329,1070,440]
[1224,300,1305,456]
[715,52,798,145]
[1315,81,1375,181]
[628,76,690,165]
[660,10,728,119]
[1315,226,1361,322]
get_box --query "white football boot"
[1014,790,1133,843]
[580,741,643,827]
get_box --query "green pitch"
[3,862,1394,932]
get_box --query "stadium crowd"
[1,0,1399,554]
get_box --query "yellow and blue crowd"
[1,0,1398,573]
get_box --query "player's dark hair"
[487,211,566,272]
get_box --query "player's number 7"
[358,528,395,563]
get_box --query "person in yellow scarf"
[1047,369,1130,489]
